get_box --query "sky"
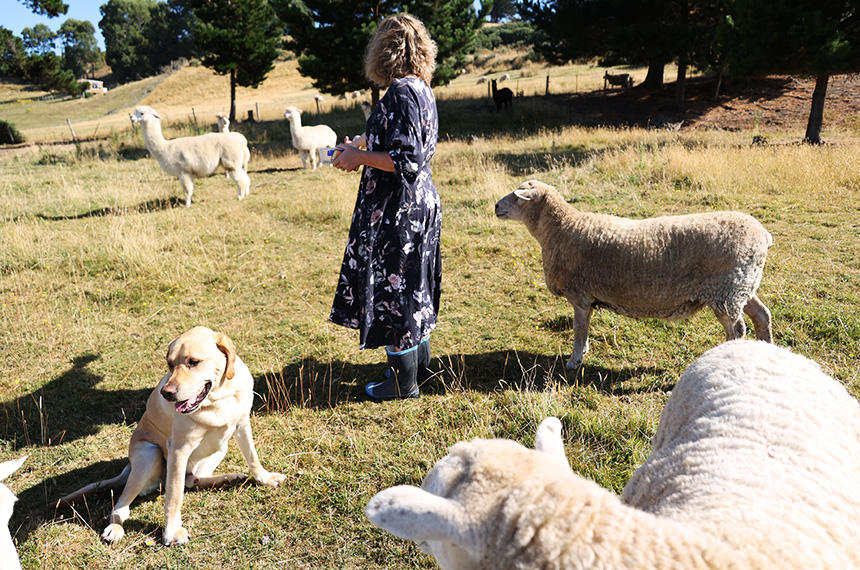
[5,0,106,49]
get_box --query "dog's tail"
[57,464,130,507]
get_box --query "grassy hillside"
[0,51,859,569]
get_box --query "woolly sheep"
[282,105,337,170]
[367,340,860,569]
[130,106,250,207]
[495,180,773,370]
[0,456,26,570]
[215,112,230,133]
[498,73,510,82]
[476,76,488,84]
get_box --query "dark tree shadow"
[250,166,303,174]
[254,350,669,412]
[0,354,150,448]
[36,196,184,221]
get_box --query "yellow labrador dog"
[60,326,285,545]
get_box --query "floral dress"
[330,76,441,351]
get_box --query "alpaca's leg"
[228,169,251,200]
[310,148,319,170]
[178,174,194,207]
[299,151,308,170]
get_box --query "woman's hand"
[332,142,363,172]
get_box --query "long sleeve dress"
[329,76,441,351]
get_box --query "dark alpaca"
[491,79,513,111]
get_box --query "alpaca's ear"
[0,456,26,481]
[535,417,570,471]
[215,333,237,380]
[366,486,474,548]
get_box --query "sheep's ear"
[535,417,570,471]
[366,486,474,548]
[513,188,534,201]
[0,456,26,481]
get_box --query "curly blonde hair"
[364,13,437,87]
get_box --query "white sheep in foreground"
[498,72,510,82]
[130,106,250,207]
[367,340,860,569]
[282,105,337,170]
[0,456,26,570]
[495,180,773,370]
[215,112,230,133]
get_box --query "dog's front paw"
[255,470,286,487]
[163,526,190,546]
[101,523,125,544]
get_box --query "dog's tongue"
[175,399,194,413]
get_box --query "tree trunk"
[675,54,687,112]
[642,60,665,89]
[713,65,725,99]
[229,69,237,122]
[803,73,829,144]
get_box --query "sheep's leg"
[178,174,194,207]
[713,308,746,341]
[566,304,593,371]
[743,294,773,343]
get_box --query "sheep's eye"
[188,358,201,367]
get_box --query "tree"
[18,0,67,17]
[58,18,102,78]
[21,23,57,55]
[723,0,860,143]
[100,0,196,83]
[273,0,489,103]
[490,0,517,22]
[185,0,283,121]
[0,27,26,76]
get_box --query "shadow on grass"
[0,353,149,448]
[10,457,131,544]
[254,350,668,412]
[36,196,185,220]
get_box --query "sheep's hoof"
[565,357,583,371]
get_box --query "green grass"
[0,92,858,569]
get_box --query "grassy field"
[1,58,859,568]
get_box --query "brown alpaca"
[491,79,513,111]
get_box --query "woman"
[330,13,441,400]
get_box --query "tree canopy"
[185,0,283,121]
[58,18,102,78]
[18,0,68,17]
[273,0,489,101]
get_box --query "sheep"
[130,106,250,207]
[491,79,513,111]
[604,70,633,89]
[498,72,510,82]
[282,105,337,171]
[494,180,773,370]
[366,340,860,569]
[215,112,230,133]
[476,76,488,84]
[0,456,26,570]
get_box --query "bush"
[0,120,24,144]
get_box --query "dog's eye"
[188,359,201,367]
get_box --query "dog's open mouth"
[175,381,212,414]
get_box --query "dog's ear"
[215,333,237,380]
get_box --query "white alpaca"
[130,106,251,207]
[282,106,337,170]
[0,456,26,570]
[367,341,860,569]
[215,112,230,133]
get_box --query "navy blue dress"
[330,77,441,351]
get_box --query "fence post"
[191,107,198,131]
[545,74,550,96]
[255,102,261,122]
[66,118,77,142]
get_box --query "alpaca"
[491,79,513,111]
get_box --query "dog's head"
[160,326,237,414]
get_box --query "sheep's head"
[365,418,571,570]
[494,179,556,222]
[283,106,301,121]
[130,106,160,125]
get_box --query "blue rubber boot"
[365,348,420,400]
[417,337,432,385]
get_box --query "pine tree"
[186,0,283,121]
[18,0,68,17]
[273,0,489,104]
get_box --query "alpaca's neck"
[140,119,168,156]
[287,116,306,146]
